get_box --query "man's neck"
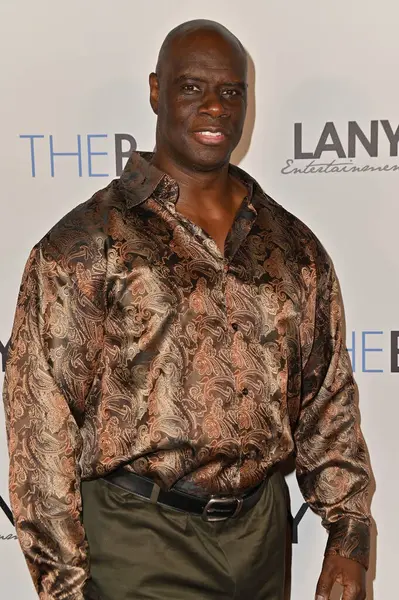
[151,149,238,216]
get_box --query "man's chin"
[185,146,232,172]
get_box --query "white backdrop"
[0,1,396,598]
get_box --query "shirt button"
[242,388,249,396]
[231,323,239,331]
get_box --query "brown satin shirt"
[4,151,370,599]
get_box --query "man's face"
[150,31,247,171]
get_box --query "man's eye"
[222,89,240,96]
[182,84,200,92]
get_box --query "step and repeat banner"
[0,1,396,598]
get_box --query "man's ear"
[149,72,159,115]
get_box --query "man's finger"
[342,581,366,600]
[315,565,335,600]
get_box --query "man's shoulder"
[47,178,120,237]
[255,186,332,272]
[36,178,123,271]
[232,163,331,268]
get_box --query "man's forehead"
[173,55,244,72]
[156,23,247,81]
[167,45,246,79]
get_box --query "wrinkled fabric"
[81,470,288,600]
[3,151,371,599]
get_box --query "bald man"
[4,19,371,600]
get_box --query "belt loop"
[150,482,161,504]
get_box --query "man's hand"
[315,555,366,600]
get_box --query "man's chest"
[93,201,311,441]
[104,203,306,349]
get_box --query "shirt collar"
[119,151,165,209]
[119,150,257,209]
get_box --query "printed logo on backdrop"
[282,120,399,175]
[1,330,399,540]
[0,498,16,541]
[20,133,137,177]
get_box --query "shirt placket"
[220,259,245,482]
[160,183,259,487]
[222,195,258,483]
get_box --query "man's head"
[150,20,247,172]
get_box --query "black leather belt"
[103,468,265,522]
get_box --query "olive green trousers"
[81,470,288,600]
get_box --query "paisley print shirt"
[3,151,371,599]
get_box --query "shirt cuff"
[325,517,370,570]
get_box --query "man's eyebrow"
[173,75,207,84]
[173,74,247,90]
[223,81,247,90]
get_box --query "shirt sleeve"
[3,242,104,599]
[295,258,371,569]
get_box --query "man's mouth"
[192,129,228,145]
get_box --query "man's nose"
[198,92,229,118]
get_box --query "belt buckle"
[202,496,243,522]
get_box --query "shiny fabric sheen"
[3,151,371,599]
